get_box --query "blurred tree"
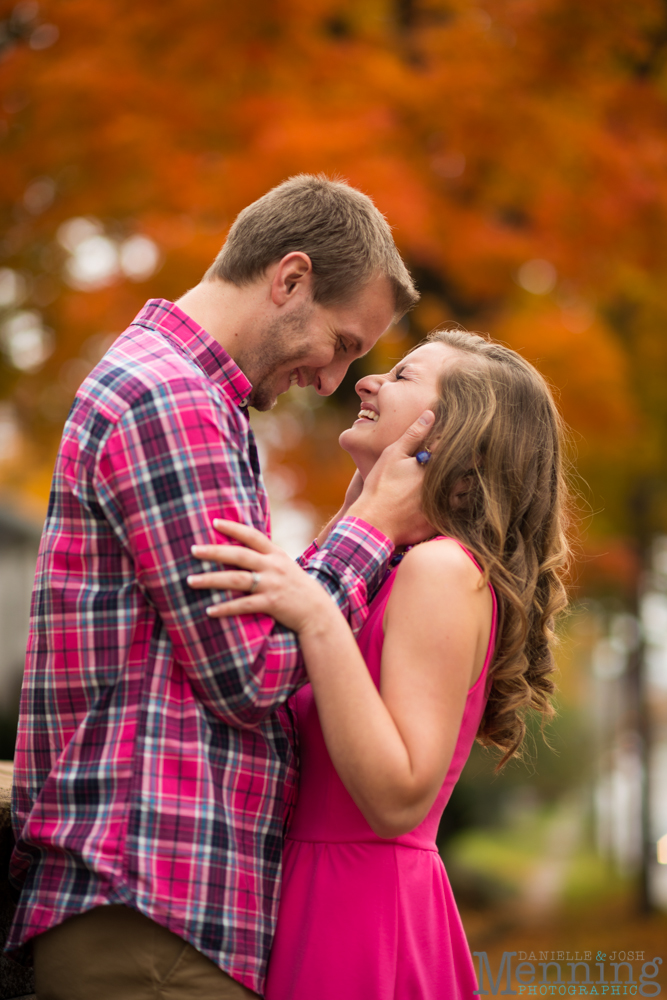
[0,0,666,579]
[2,0,666,921]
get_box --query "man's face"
[240,275,396,411]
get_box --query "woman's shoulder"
[383,538,487,631]
[395,536,483,590]
[383,537,493,676]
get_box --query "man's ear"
[270,252,313,306]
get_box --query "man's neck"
[175,279,259,359]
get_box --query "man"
[8,175,432,998]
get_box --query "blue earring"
[415,450,431,466]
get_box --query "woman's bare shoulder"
[394,537,483,592]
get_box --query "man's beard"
[238,303,314,411]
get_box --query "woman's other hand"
[188,519,335,634]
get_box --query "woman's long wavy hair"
[419,329,571,767]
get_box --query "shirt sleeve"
[94,377,392,729]
[298,518,392,635]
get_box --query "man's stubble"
[237,302,315,412]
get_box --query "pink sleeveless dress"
[265,542,497,1000]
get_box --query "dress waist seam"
[284,837,439,853]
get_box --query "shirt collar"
[132,298,253,408]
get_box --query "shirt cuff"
[298,539,320,563]
[331,516,392,555]
[314,515,393,601]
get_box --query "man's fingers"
[212,518,274,553]
[395,409,435,457]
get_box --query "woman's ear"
[449,469,477,510]
[423,431,441,455]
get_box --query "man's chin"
[248,384,280,411]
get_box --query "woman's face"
[339,341,461,478]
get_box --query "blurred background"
[1,0,666,981]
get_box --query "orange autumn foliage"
[1,0,666,587]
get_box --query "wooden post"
[0,762,36,999]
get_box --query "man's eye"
[337,339,349,354]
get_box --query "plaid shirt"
[8,299,392,994]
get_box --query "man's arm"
[297,516,392,634]
[94,378,392,728]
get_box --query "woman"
[188,329,570,999]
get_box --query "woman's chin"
[339,426,357,453]
[339,426,371,457]
[339,429,379,478]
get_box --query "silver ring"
[249,571,261,594]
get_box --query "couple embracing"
[8,175,569,999]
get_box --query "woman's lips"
[356,408,379,422]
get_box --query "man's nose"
[313,359,351,396]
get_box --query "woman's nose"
[355,373,382,397]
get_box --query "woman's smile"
[355,407,379,423]
[340,340,462,478]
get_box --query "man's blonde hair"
[205,174,419,318]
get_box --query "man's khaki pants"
[33,905,261,1000]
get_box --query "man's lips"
[289,368,309,389]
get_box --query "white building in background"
[642,537,667,909]
[592,536,667,910]
[0,506,40,713]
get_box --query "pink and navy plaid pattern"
[8,299,392,994]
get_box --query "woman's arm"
[189,524,492,838]
[297,539,492,836]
